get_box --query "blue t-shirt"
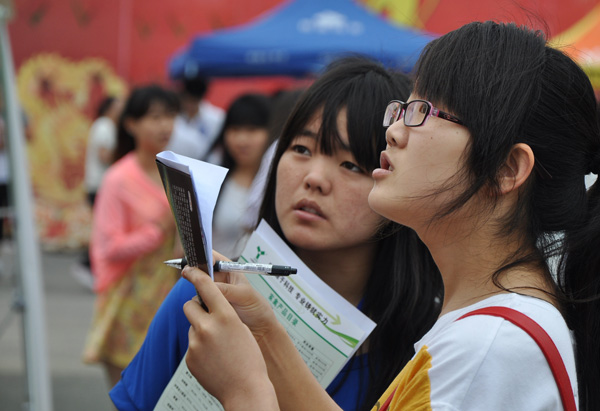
[110,278,369,410]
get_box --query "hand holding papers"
[242,221,375,384]
[152,151,376,411]
[154,221,376,411]
[180,265,279,411]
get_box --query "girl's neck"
[230,164,260,188]
[135,150,161,184]
[422,218,555,315]
[295,242,377,307]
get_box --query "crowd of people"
[75,20,600,411]
[79,74,303,392]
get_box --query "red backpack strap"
[458,306,577,411]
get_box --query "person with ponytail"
[181,22,600,410]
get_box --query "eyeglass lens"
[405,101,428,126]
[383,101,430,127]
[383,103,401,126]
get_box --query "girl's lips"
[293,199,326,221]
[372,152,394,179]
[379,151,393,171]
[372,168,392,179]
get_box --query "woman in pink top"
[83,85,180,388]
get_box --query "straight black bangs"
[223,94,271,128]
[279,66,402,173]
[413,22,548,181]
[126,87,180,119]
[414,21,546,135]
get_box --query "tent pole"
[0,5,53,411]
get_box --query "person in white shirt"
[208,93,272,258]
[84,96,123,204]
[241,89,305,234]
[74,96,123,289]
[167,75,225,161]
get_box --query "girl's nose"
[386,128,398,147]
[385,121,407,148]
[302,158,333,195]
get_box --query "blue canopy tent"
[169,0,437,78]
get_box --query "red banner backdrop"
[7,0,600,249]
[366,0,600,91]
[9,0,283,83]
[549,4,600,90]
[367,0,599,36]
[11,0,599,85]
[9,0,293,249]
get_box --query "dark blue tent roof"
[169,0,437,78]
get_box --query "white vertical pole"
[0,6,53,411]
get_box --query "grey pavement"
[0,244,114,410]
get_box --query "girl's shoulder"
[103,153,136,180]
[419,294,573,366]
[414,293,577,410]
[424,293,569,343]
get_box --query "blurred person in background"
[82,84,181,388]
[166,74,225,161]
[208,92,272,259]
[0,113,9,275]
[0,114,8,243]
[85,96,124,205]
[0,95,27,271]
[72,96,124,290]
[241,88,305,234]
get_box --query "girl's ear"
[498,143,535,195]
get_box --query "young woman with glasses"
[181,21,600,410]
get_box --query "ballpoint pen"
[164,257,297,276]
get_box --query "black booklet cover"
[156,157,210,273]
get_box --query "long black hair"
[413,21,600,410]
[258,56,443,410]
[113,84,179,162]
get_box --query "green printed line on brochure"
[321,323,359,348]
[240,253,359,348]
[256,275,348,358]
